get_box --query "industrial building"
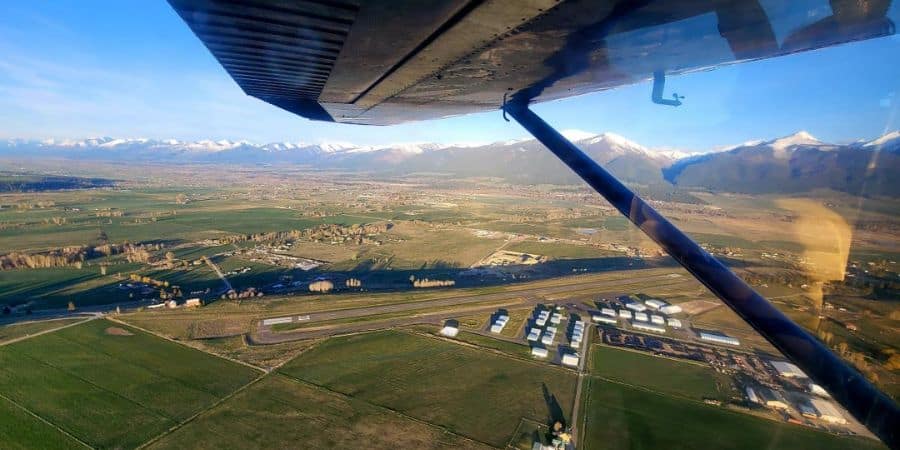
[631,321,666,334]
[644,299,667,310]
[531,347,549,358]
[536,310,550,326]
[810,398,847,424]
[561,353,580,367]
[660,305,683,315]
[634,312,649,322]
[650,314,665,325]
[618,309,632,319]
[527,328,541,342]
[666,318,682,328]
[770,360,808,378]
[550,312,563,325]
[600,307,616,317]
[757,387,790,410]
[698,331,740,346]
[625,302,647,312]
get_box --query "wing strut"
[503,104,899,448]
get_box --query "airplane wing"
[167,0,896,125]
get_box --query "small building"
[798,402,818,419]
[698,331,740,346]
[809,383,831,398]
[644,299,667,310]
[490,322,505,334]
[527,328,541,342]
[618,309,632,319]
[561,353,580,367]
[810,398,846,424]
[745,386,760,404]
[666,318,682,328]
[660,305,683,315]
[600,308,616,317]
[633,312,649,322]
[625,302,647,312]
[147,303,165,309]
[770,360,808,379]
[165,300,178,309]
[184,298,202,308]
[593,315,617,325]
[550,313,562,325]
[650,314,665,325]
[440,324,459,337]
[758,388,790,410]
[541,329,556,345]
[632,321,666,334]
[531,347,549,358]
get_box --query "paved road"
[255,271,681,344]
[203,255,233,292]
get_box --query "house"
[531,347,549,358]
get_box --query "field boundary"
[108,316,267,373]
[0,392,94,450]
[136,372,269,450]
[276,372,499,449]
[0,316,97,347]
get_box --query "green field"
[590,345,728,401]
[0,319,259,448]
[0,396,86,450]
[580,380,884,450]
[279,330,578,447]
[148,374,491,450]
[0,318,85,344]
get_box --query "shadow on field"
[4,254,680,312]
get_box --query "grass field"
[279,330,577,447]
[0,318,85,344]
[148,374,492,450]
[590,345,728,401]
[580,379,885,450]
[0,319,259,448]
[0,395,86,450]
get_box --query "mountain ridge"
[3,130,898,195]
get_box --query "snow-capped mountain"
[3,130,897,195]
[664,131,899,196]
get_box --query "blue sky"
[0,1,897,152]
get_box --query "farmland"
[0,319,259,448]
[590,344,729,401]
[279,330,579,447]
[148,374,492,450]
[579,380,885,450]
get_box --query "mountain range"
[3,130,898,196]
